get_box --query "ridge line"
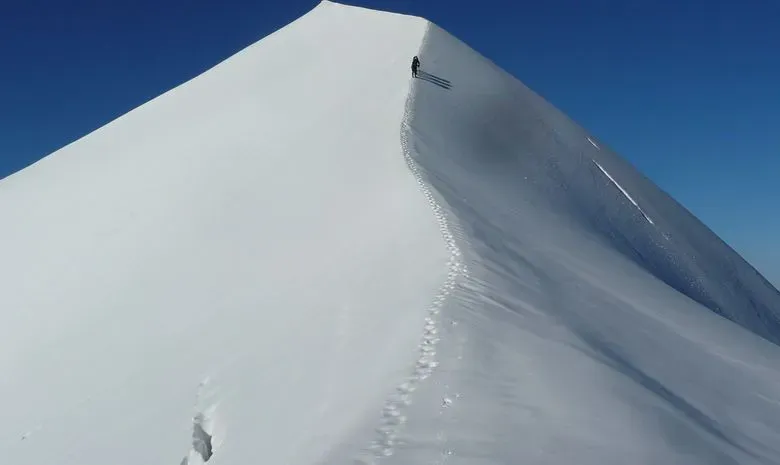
[354,21,468,464]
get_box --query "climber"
[411,56,420,78]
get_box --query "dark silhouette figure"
[411,56,420,77]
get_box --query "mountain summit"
[1,2,778,464]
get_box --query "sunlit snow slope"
[2,1,780,465]
[0,3,445,465]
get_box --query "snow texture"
[1,1,779,464]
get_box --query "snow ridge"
[356,29,467,464]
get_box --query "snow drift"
[1,1,779,464]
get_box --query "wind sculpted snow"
[1,1,779,465]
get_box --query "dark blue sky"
[2,0,778,285]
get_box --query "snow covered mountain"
[1,1,779,464]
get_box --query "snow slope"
[402,22,780,465]
[1,1,779,465]
[0,3,445,465]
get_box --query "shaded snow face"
[409,25,780,346]
[393,23,780,465]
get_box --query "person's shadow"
[416,70,453,90]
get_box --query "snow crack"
[180,379,219,465]
[592,160,655,225]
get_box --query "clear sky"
[1,0,778,286]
